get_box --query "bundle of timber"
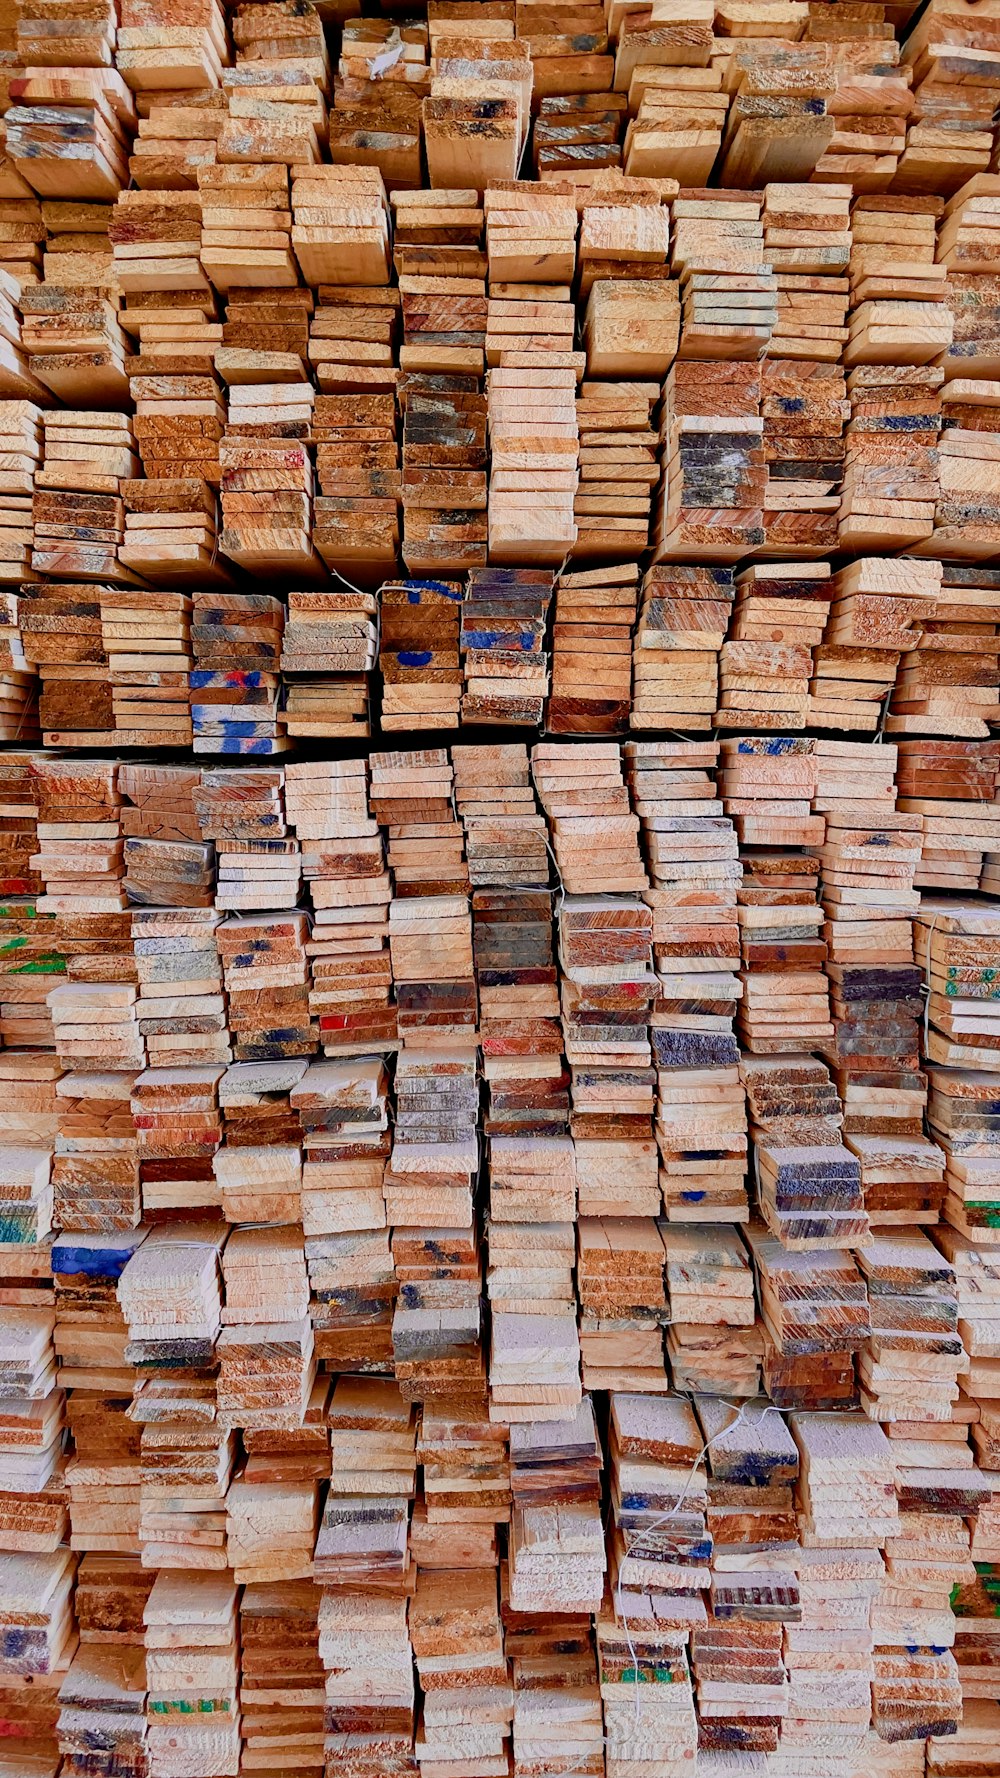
[546,562,637,734]
[6,68,133,204]
[400,377,488,575]
[485,284,579,566]
[118,476,227,587]
[189,591,285,755]
[31,408,134,584]
[218,376,322,578]
[311,383,400,582]
[672,188,777,361]
[460,567,553,726]
[573,377,659,558]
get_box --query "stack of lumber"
[410,1567,511,1776]
[746,1223,869,1412]
[0,1543,76,1674]
[526,10,615,142]
[31,408,136,582]
[816,739,916,957]
[760,358,846,556]
[109,186,208,319]
[143,1570,241,1778]
[719,563,829,730]
[930,1064,1000,1249]
[454,743,549,888]
[327,64,422,192]
[307,283,393,397]
[577,182,672,296]
[897,0,1000,195]
[786,1539,882,1773]
[851,195,943,307]
[573,377,659,558]
[19,274,129,406]
[631,562,732,731]
[99,587,193,749]
[582,279,678,379]
[392,185,483,293]
[218,377,321,579]
[459,567,553,726]
[423,31,529,191]
[839,365,942,554]
[672,189,776,360]
[126,325,225,491]
[189,590,286,755]
[855,1230,964,1424]
[5,65,131,201]
[51,1220,140,1396]
[763,181,851,362]
[311,382,400,583]
[747,1058,869,1250]
[239,1577,324,1774]
[131,1063,222,1216]
[55,1641,147,1778]
[576,1215,667,1390]
[285,761,395,1057]
[546,563,637,734]
[118,476,228,589]
[221,1,326,171]
[54,1070,136,1237]
[916,899,1000,1085]
[0,399,42,586]
[623,60,725,185]
[317,1589,413,1777]
[0,267,48,403]
[718,38,838,188]
[400,379,488,576]
[391,1221,484,1411]
[604,1393,701,1764]
[117,1220,223,1365]
[217,907,313,1064]
[199,164,296,295]
[655,358,766,562]
[370,744,469,905]
[378,576,463,730]
[558,890,657,1222]
[132,905,228,1071]
[280,587,377,739]
[413,1403,507,1568]
[532,739,646,894]
[485,285,578,565]
[194,765,301,911]
[662,1223,758,1394]
[629,737,746,1221]
[899,741,1000,893]
[212,1115,301,1223]
[693,1401,799,1754]
[474,882,568,1187]
[136,1365,233,1572]
[509,1613,602,1778]
[292,1056,389,1251]
[116,0,228,94]
[809,555,939,732]
[0,586,39,740]
[386,1037,477,1225]
[484,184,575,286]
[20,576,112,742]
[890,564,1000,738]
[731,561,830,716]
[507,1400,604,1606]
